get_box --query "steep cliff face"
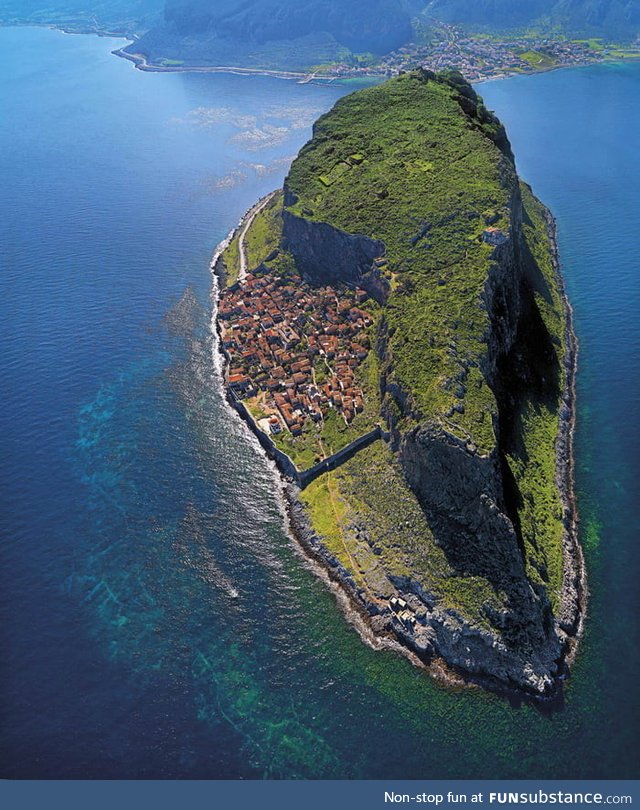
[284,171,563,690]
[274,71,581,694]
[281,204,389,302]
[396,184,529,601]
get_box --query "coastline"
[4,18,639,781]
[475,52,640,87]
[0,21,329,83]
[3,20,637,85]
[209,196,586,704]
[0,20,135,41]
[111,42,639,85]
[112,47,337,83]
[207,203,471,696]
[546,211,587,668]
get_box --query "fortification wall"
[298,427,385,488]
[227,390,386,489]
[226,391,301,482]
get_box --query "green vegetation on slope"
[223,71,571,640]
[505,184,567,610]
[245,193,283,271]
[286,70,513,452]
[221,190,382,471]
[222,232,241,288]
[424,0,640,41]
[222,193,283,288]
[270,349,381,470]
[285,70,569,632]
[301,441,505,628]
[129,0,415,71]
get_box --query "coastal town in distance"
[315,22,640,82]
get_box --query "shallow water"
[1,28,638,778]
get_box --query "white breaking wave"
[208,222,240,377]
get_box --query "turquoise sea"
[1,27,638,778]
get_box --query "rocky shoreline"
[545,211,587,666]
[210,194,585,704]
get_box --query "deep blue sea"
[1,28,638,779]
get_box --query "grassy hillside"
[286,70,514,453]
[164,0,414,53]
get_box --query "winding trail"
[238,191,278,282]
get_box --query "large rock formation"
[282,204,389,302]
[253,70,583,695]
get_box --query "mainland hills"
[2,0,638,70]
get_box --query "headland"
[212,69,585,700]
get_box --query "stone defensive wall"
[297,426,386,488]
[226,389,386,490]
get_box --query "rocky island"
[214,69,585,699]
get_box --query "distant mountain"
[424,0,640,39]
[0,0,163,32]
[127,0,418,70]
[166,0,415,52]
[3,0,637,68]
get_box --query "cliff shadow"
[398,255,564,654]
[492,253,563,573]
